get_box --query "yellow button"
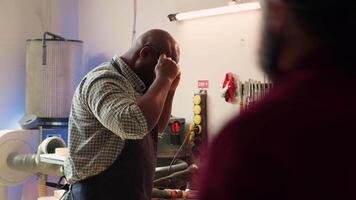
[193,95,202,105]
[193,105,201,115]
[189,124,195,132]
[194,115,202,125]
[189,132,195,144]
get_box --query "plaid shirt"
[64,55,148,184]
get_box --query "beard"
[259,23,285,81]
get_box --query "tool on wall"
[189,90,207,156]
[220,74,273,112]
[239,79,273,112]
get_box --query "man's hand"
[155,54,179,83]
[170,71,181,92]
[154,54,181,133]
[137,54,180,132]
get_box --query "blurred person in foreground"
[199,0,356,199]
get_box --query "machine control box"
[158,117,186,158]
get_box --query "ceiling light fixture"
[168,1,261,22]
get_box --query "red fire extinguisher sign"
[198,80,209,89]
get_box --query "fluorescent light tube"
[168,2,261,21]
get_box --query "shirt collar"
[112,55,146,93]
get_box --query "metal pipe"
[42,32,66,65]
[7,153,62,176]
[152,188,188,199]
[154,164,198,183]
[155,161,188,179]
[6,137,65,176]
[7,153,37,173]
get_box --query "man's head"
[260,0,356,80]
[122,29,180,87]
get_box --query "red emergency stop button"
[171,121,181,133]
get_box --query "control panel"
[189,91,207,155]
[158,117,186,158]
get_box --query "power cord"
[57,176,69,200]
[132,0,138,46]
[167,129,190,174]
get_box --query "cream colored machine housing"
[25,36,83,118]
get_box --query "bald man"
[63,29,180,200]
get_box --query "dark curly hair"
[281,0,356,70]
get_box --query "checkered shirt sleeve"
[83,69,148,139]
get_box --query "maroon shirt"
[199,58,356,199]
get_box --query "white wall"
[0,0,78,199]
[78,0,230,71]
[79,0,264,136]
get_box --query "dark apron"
[70,128,158,200]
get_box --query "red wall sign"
[198,80,209,89]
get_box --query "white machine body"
[25,38,83,118]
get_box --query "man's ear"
[138,46,151,58]
[266,0,287,36]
